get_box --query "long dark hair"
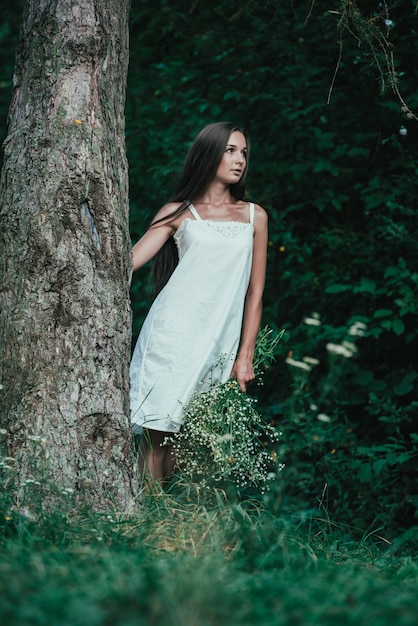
[153,122,250,296]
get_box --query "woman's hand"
[230,356,255,392]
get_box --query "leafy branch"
[312,0,418,119]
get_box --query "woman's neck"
[195,182,233,207]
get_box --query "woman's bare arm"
[230,204,268,391]
[131,202,182,271]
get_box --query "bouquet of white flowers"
[165,327,285,491]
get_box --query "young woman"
[130,122,268,482]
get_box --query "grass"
[0,479,417,626]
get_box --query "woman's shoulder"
[235,199,267,215]
[249,202,268,235]
[250,202,268,222]
[154,201,184,219]
[151,201,187,226]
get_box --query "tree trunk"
[0,0,138,510]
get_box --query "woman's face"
[215,131,248,185]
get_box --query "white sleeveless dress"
[130,202,255,433]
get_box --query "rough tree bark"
[0,0,138,509]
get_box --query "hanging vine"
[312,0,417,119]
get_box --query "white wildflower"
[303,356,320,366]
[343,340,357,355]
[23,478,41,486]
[303,316,321,326]
[216,434,233,443]
[286,357,312,371]
[317,413,331,423]
[326,342,356,358]
[348,321,367,336]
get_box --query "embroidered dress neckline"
[176,216,251,230]
[202,220,251,239]
[202,218,250,225]
[175,217,252,240]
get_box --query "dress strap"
[249,202,255,225]
[188,203,201,220]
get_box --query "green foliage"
[1,478,418,626]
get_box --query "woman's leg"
[139,428,174,483]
